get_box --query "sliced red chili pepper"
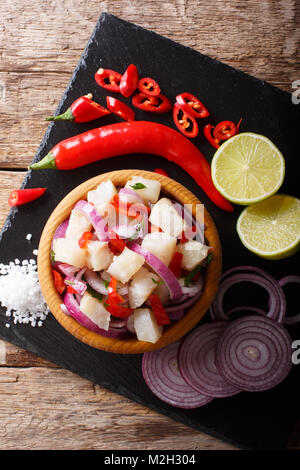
[107,276,125,304]
[132,92,172,114]
[169,252,183,278]
[106,96,135,122]
[95,68,122,93]
[52,269,65,295]
[45,94,111,123]
[67,285,78,294]
[138,77,161,97]
[153,168,169,177]
[106,302,133,318]
[149,294,171,326]
[176,92,210,118]
[203,124,220,149]
[179,226,197,244]
[78,231,93,249]
[8,188,46,207]
[110,195,149,219]
[213,121,237,140]
[173,103,199,138]
[119,64,139,98]
[108,236,126,255]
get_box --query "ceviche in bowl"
[38,170,221,353]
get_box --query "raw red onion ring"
[279,275,300,325]
[142,341,214,408]
[209,266,286,323]
[215,315,292,392]
[178,322,241,397]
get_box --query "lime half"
[211,133,285,205]
[237,194,300,259]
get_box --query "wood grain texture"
[0,0,299,451]
[0,0,298,167]
[38,169,221,353]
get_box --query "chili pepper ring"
[29,121,233,212]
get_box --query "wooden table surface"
[0,0,299,450]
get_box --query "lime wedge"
[237,194,300,259]
[211,133,285,205]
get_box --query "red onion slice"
[216,315,292,392]
[64,276,87,296]
[142,341,214,409]
[119,187,144,204]
[56,263,79,277]
[130,243,182,300]
[167,309,185,321]
[53,217,69,241]
[63,293,128,338]
[279,275,300,325]
[165,290,202,312]
[84,269,109,295]
[74,200,109,242]
[178,322,241,398]
[209,267,286,323]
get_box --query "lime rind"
[236,194,300,260]
[211,133,285,205]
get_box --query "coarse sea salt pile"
[0,251,49,328]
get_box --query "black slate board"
[0,13,299,450]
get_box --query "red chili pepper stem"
[45,107,74,121]
[45,94,110,123]
[45,94,92,121]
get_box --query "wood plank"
[0,366,236,450]
[0,0,299,451]
[0,0,298,167]
[0,171,25,227]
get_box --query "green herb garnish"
[184,264,202,287]
[50,249,56,263]
[103,280,109,290]
[130,182,146,190]
[151,278,163,286]
[86,284,103,302]
[206,253,213,265]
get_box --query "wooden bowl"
[38,170,222,354]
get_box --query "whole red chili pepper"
[119,64,139,97]
[29,121,234,212]
[106,96,135,121]
[173,102,199,138]
[95,68,122,92]
[176,92,210,118]
[8,187,46,206]
[132,92,172,114]
[45,94,111,123]
[203,124,220,149]
[138,77,161,97]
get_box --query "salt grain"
[0,257,49,327]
